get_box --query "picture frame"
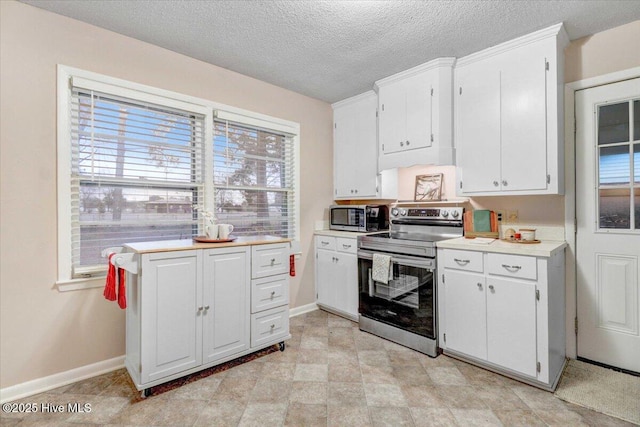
[414,173,443,201]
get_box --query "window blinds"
[70,88,205,276]
[213,119,295,238]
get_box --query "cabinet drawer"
[251,275,289,313]
[316,236,336,251]
[487,253,537,281]
[442,249,484,273]
[252,243,289,278]
[336,237,357,254]
[251,305,289,348]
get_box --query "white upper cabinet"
[376,58,456,171]
[332,91,397,200]
[455,23,569,196]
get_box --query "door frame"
[563,66,640,359]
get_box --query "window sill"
[55,277,105,292]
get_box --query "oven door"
[358,249,436,339]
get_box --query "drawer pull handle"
[501,264,522,272]
[454,258,470,265]
[342,244,351,249]
[321,241,329,246]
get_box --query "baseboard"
[0,356,125,403]
[289,302,318,317]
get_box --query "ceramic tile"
[193,400,245,427]
[435,385,488,409]
[369,406,415,426]
[409,407,459,427]
[533,409,590,426]
[289,381,328,405]
[364,383,408,407]
[213,378,257,404]
[165,376,222,400]
[328,382,367,406]
[328,405,372,427]
[474,385,530,411]
[329,362,363,383]
[284,402,327,426]
[358,350,392,367]
[296,348,329,364]
[426,367,469,386]
[293,363,328,382]
[360,364,400,385]
[449,408,503,426]
[400,384,446,408]
[238,402,287,427]
[492,409,547,426]
[392,366,433,386]
[248,379,292,403]
[260,361,296,381]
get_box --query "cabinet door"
[334,95,379,198]
[456,61,501,194]
[202,247,250,364]
[335,251,358,318]
[141,251,201,384]
[486,277,537,377]
[316,249,337,309]
[379,82,407,154]
[500,41,548,192]
[444,270,487,360]
[404,72,433,151]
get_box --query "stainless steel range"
[357,204,464,357]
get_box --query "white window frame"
[56,65,300,291]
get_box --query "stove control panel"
[391,206,463,220]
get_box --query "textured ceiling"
[20,0,640,103]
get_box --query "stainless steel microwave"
[329,205,389,232]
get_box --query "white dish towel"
[372,253,392,285]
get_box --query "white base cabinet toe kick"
[437,247,566,391]
[123,239,291,396]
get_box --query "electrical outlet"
[507,210,519,223]
[496,210,505,222]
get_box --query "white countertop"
[436,237,567,257]
[314,229,387,238]
[125,236,291,254]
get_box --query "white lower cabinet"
[315,235,359,321]
[438,248,565,390]
[126,242,290,394]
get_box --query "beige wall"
[0,1,333,389]
[565,20,640,83]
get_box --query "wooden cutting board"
[464,211,499,238]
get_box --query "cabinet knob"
[197,306,203,312]
[488,285,495,291]
[406,140,410,146]
[354,189,358,194]
[477,283,482,290]
[493,181,499,187]
[204,305,210,310]
[502,180,508,186]
[271,291,276,297]
[270,324,275,329]
[400,141,404,147]
[351,189,354,193]
[270,258,275,265]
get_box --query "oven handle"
[357,249,435,270]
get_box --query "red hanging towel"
[103,253,117,301]
[117,266,127,309]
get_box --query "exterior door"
[575,78,640,373]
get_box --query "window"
[57,67,299,288]
[69,87,205,277]
[213,118,295,238]
[596,99,640,230]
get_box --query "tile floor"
[1,309,635,426]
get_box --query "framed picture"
[414,173,443,201]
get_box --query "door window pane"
[634,100,639,141]
[635,188,640,230]
[598,102,629,145]
[599,188,630,229]
[599,145,630,185]
[635,144,640,184]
